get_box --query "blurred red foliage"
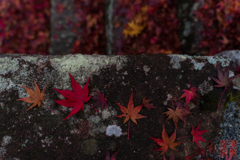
[114,0,181,55]
[71,0,106,55]
[193,0,240,56]
[0,0,50,55]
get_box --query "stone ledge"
[0,53,239,159]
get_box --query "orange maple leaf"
[142,97,157,110]
[116,92,147,139]
[191,122,209,147]
[163,106,190,128]
[17,80,45,111]
[150,124,183,155]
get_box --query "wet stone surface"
[0,53,239,159]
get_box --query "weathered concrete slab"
[0,53,239,159]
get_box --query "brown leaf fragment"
[142,97,157,110]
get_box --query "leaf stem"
[133,86,141,103]
[170,98,175,109]
[42,102,57,114]
[188,69,191,88]
[128,120,130,139]
[177,135,190,140]
[87,102,97,112]
[190,109,200,113]
[217,87,226,113]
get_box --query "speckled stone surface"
[0,53,239,159]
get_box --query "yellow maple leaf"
[123,21,146,37]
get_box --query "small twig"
[188,69,191,88]
[87,102,97,112]
[217,86,227,113]
[170,98,175,109]
[177,135,190,140]
[42,102,57,114]
[133,86,141,103]
[128,120,130,139]
[190,109,200,113]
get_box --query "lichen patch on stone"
[0,57,19,75]
[1,135,12,147]
[50,54,128,89]
[168,54,187,69]
[198,80,213,96]
[106,125,122,137]
[143,65,150,73]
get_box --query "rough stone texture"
[0,53,239,159]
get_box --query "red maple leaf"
[105,147,121,160]
[150,124,183,155]
[178,87,201,107]
[206,141,217,156]
[92,90,107,113]
[191,122,209,147]
[210,62,240,112]
[54,73,91,120]
[193,145,206,158]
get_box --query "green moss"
[223,90,240,111]
[199,91,219,112]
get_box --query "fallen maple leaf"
[163,106,189,129]
[17,80,56,113]
[54,73,91,120]
[92,90,107,113]
[206,141,217,156]
[178,87,201,107]
[116,92,147,139]
[17,80,45,111]
[175,101,190,123]
[191,122,209,147]
[105,147,121,160]
[55,3,65,14]
[185,154,198,160]
[193,145,206,158]
[219,34,230,45]
[142,97,157,110]
[123,21,146,37]
[163,152,176,160]
[150,124,183,155]
[210,62,240,112]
